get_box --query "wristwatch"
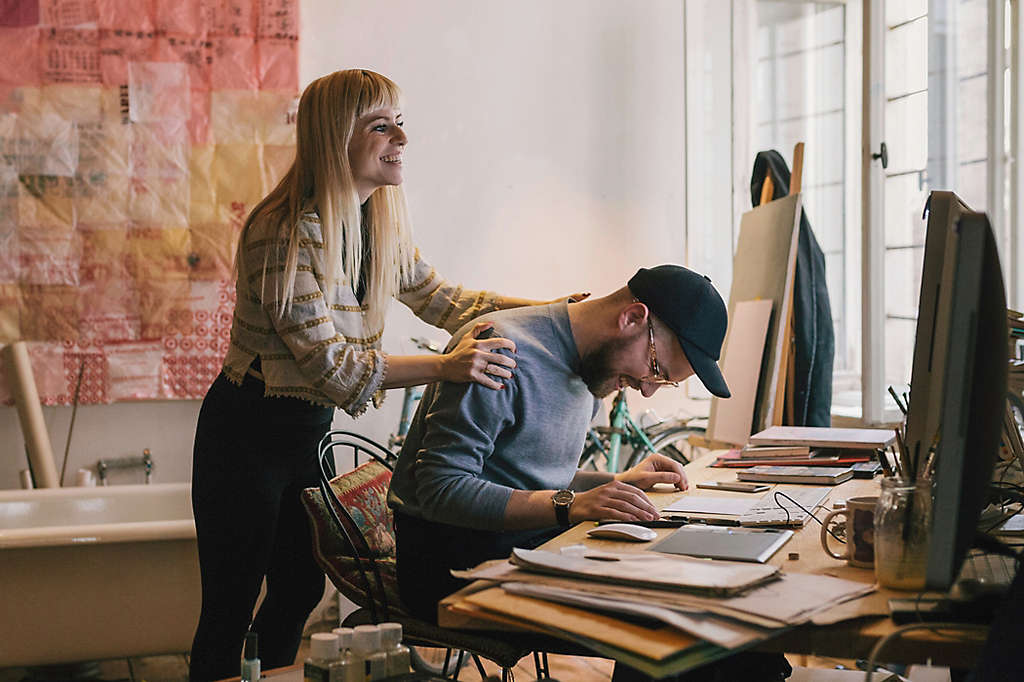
[551,489,576,526]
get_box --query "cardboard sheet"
[501,581,769,649]
[726,195,802,431]
[463,586,697,661]
[709,299,773,445]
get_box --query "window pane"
[884,245,925,321]
[884,317,918,387]
[957,0,988,76]
[753,1,850,376]
[885,92,928,173]
[877,0,993,408]
[884,174,928,247]
[956,75,988,165]
[887,0,927,27]
[957,161,988,211]
[886,18,928,99]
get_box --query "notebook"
[737,466,854,485]
[650,525,793,563]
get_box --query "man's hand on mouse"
[614,452,689,492]
[570,480,660,523]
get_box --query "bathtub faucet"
[97,448,154,485]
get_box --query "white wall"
[0,0,689,489]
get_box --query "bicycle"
[578,388,708,472]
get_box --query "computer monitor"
[904,191,972,467]
[904,194,1008,590]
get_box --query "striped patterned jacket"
[221,213,500,415]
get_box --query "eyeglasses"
[643,319,679,387]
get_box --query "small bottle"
[352,625,387,681]
[331,627,360,682]
[304,632,339,682]
[379,622,411,677]
[241,630,260,682]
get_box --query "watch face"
[553,489,575,506]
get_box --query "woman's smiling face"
[348,106,407,202]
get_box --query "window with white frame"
[685,0,1016,423]
[753,1,853,378]
[878,0,1011,405]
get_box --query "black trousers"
[394,509,560,623]
[189,373,333,681]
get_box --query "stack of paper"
[452,555,875,653]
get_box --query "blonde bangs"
[353,70,404,119]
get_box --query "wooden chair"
[300,430,576,680]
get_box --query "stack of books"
[712,444,872,464]
[711,443,876,468]
[711,426,895,471]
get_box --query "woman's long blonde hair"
[237,69,415,330]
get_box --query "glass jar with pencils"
[873,476,932,590]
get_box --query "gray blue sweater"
[387,301,599,530]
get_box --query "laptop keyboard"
[739,486,833,527]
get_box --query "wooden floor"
[0,605,866,682]
[0,648,611,682]
[0,645,875,682]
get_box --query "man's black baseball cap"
[627,265,731,398]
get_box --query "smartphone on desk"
[696,481,770,493]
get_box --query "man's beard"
[577,337,631,398]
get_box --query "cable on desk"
[989,483,1024,503]
[905,589,993,639]
[863,622,989,682]
[772,490,845,544]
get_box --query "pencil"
[893,427,910,479]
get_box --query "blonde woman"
[189,69,585,679]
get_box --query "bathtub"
[0,482,200,667]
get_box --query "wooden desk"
[439,452,989,672]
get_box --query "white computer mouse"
[585,523,658,542]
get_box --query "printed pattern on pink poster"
[0,0,298,405]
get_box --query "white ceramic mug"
[820,496,878,568]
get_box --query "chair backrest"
[300,431,406,621]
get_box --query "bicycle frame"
[602,389,658,471]
[387,385,424,450]
[387,337,441,451]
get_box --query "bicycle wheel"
[624,421,707,470]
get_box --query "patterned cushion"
[301,460,407,617]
